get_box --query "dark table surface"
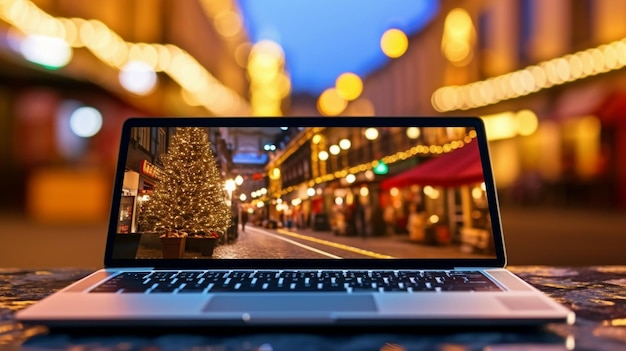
[1,266,625,350]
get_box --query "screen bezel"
[104,116,506,269]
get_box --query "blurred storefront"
[262,124,494,252]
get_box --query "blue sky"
[237,0,440,95]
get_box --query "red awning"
[380,141,484,189]
[594,90,626,126]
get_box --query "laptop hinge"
[104,267,155,272]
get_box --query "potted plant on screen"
[139,127,231,258]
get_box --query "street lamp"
[318,150,329,161]
[225,179,236,193]
[339,138,351,150]
[407,127,420,139]
[235,175,244,186]
[364,127,379,140]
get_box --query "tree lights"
[139,128,231,237]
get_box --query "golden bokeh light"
[269,168,281,180]
[515,109,539,136]
[380,28,408,58]
[442,8,475,66]
[406,127,421,139]
[317,88,347,116]
[248,40,288,116]
[312,134,322,145]
[335,72,363,101]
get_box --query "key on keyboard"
[89,270,503,293]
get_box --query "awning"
[380,141,484,189]
[594,90,626,126]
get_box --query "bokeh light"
[335,72,363,101]
[119,60,158,95]
[380,29,408,58]
[69,106,103,138]
[515,109,539,136]
[20,35,72,69]
[406,127,421,139]
[364,127,379,140]
[317,88,347,116]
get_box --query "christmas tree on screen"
[140,127,231,237]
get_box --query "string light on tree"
[140,127,231,237]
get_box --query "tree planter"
[160,236,186,258]
[112,233,142,259]
[200,237,219,256]
[187,236,219,256]
[138,128,232,258]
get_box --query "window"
[157,128,167,160]
[137,127,151,151]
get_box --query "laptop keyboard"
[90,270,502,293]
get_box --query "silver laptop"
[16,116,575,327]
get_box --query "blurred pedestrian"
[353,198,366,238]
[241,210,248,232]
[383,204,396,236]
[407,202,426,242]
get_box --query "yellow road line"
[276,229,394,259]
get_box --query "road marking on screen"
[276,229,394,259]
[247,227,342,259]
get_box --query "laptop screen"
[106,117,504,268]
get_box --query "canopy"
[594,90,626,126]
[381,141,484,189]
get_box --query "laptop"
[16,116,575,327]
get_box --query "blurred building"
[1,0,626,223]
[306,0,626,210]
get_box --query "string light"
[432,37,626,112]
[0,0,250,115]
[139,128,231,237]
[277,131,478,197]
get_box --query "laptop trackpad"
[203,294,377,313]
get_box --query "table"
[1,266,625,350]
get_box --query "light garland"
[0,0,250,115]
[278,131,478,197]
